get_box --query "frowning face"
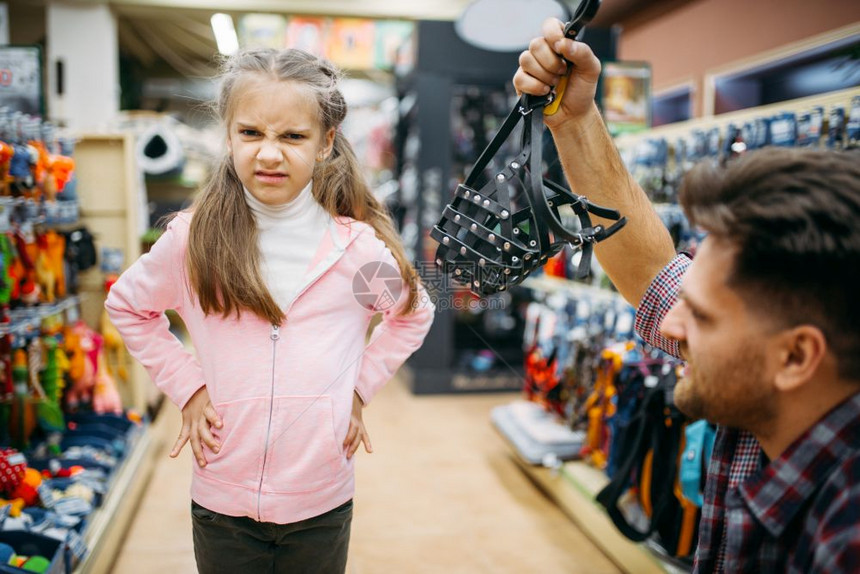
[227,76,334,206]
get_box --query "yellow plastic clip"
[543,0,601,117]
[543,75,568,117]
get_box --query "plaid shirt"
[635,253,860,573]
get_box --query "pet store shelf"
[615,86,860,151]
[75,132,155,412]
[501,432,687,574]
[74,406,168,573]
[522,275,627,305]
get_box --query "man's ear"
[773,325,828,393]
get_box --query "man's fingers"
[514,69,552,97]
[540,17,566,44]
[517,49,563,89]
[528,36,569,75]
[553,39,601,84]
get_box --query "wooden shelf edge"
[494,420,680,573]
[511,456,669,574]
[615,87,860,149]
[74,406,169,573]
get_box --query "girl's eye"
[284,133,305,140]
[240,129,260,137]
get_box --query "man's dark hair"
[681,147,860,380]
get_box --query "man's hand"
[170,385,222,468]
[513,18,602,127]
[343,391,373,459]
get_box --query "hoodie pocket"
[198,398,268,489]
[264,395,343,494]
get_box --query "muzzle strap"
[431,91,627,294]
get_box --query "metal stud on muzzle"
[432,0,625,296]
[431,95,627,296]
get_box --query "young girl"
[105,48,434,573]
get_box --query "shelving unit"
[702,23,860,116]
[506,88,860,574]
[505,260,710,574]
[75,405,168,573]
[396,20,529,395]
[498,274,686,573]
[522,275,628,305]
[73,132,155,412]
[65,132,168,571]
[615,86,860,150]
[511,455,677,574]
[144,177,198,229]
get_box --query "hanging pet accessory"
[432,0,626,296]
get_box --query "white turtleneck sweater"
[243,182,332,310]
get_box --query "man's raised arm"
[514,18,676,306]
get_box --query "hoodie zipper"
[253,249,345,521]
[257,323,280,521]
[253,223,360,520]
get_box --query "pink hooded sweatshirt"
[105,211,434,523]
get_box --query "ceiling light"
[211,13,239,55]
[455,0,570,52]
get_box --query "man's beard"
[673,363,707,420]
[673,345,776,430]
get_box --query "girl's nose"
[257,140,281,163]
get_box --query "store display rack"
[615,86,860,152]
[522,275,626,306]
[395,20,530,395]
[508,451,682,574]
[506,275,682,573]
[0,118,164,572]
[501,86,860,574]
[70,132,159,571]
[73,407,167,574]
[74,132,152,412]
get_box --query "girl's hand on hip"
[344,391,373,459]
[171,385,223,468]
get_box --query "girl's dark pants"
[191,499,352,573]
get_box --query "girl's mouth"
[256,171,287,183]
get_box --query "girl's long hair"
[186,48,419,325]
